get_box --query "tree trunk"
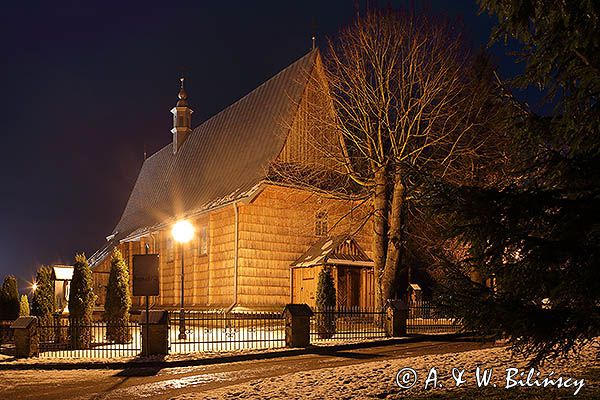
[383,173,404,301]
[372,168,388,311]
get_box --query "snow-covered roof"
[52,265,73,281]
[291,235,373,268]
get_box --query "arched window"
[166,238,174,261]
[197,225,208,256]
[315,211,328,236]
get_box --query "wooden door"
[292,267,316,308]
[337,266,361,309]
[360,268,375,309]
[337,267,348,308]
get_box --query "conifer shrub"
[68,254,96,349]
[315,266,337,339]
[19,295,30,317]
[104,248,132,343]
[31,265,55,340]
[0,276,20,321]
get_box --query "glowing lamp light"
[32,282,38,291]
[172,220,194,243]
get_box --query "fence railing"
[38,316,141,358]
[407,299,461,334]
[7,300,462,359]
[168,310,286,353]
[310,307,387,342]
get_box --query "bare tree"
[271,8,502,309]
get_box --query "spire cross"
[311,17,317,50]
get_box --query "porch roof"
[291,235,373,268]
[52,265,73,281]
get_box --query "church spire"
[176,77,188,106]
[171,76,193,154]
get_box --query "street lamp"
[172,220,194,340]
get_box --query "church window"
[315,211,328,236]
[197,225,208,256]
[166,238,174,261]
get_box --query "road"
[0,340,496,399]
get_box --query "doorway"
[337,266,361,309]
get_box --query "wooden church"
[90,50,375,311]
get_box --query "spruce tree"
[104,248,132,343]
[315,266,336,338]
[31,265,55,340]
[0,276,20,321]
[431,0,600,364]
[68,253,96,349]
[19,295,30,317]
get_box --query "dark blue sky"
[0,1,520,285]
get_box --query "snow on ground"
[0,337,406,366]
[173,341,600,399]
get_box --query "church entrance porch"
[290,235,375,309]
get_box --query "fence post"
[53,312,63,343]
[11,316,39,358]
[283,304,313,347]
[386,299,408,337]
[139,310,169,356]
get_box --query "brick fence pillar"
[11,316,39,358]
[139,310,169,356]
[386,299,408,337]
[283,304,314,348]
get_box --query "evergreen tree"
[31,265,55,340]
[0,276,20,321]
[104,248,132,343]
[315,266,336,339]
[432,1,600,364]
[19,295,30,317]
[68,253,96,349]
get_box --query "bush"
[68,254,96,349]
[19,295,30,317]
[104,248,132,343]
[0,276,20,321]
[31,265,55,340]
[315,266,337,339]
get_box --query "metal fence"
[310,307,387,342]
[407,299,461,334]
[38,316,141,358]
[168,310,286,353]
[6,300,461,359]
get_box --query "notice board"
[133,254,160,296]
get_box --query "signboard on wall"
[133,254,160,296]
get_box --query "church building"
[90,49,375,311]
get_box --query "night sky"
[0,1,519,286]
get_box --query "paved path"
[0,340,496,399]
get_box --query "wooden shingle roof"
[116,50,317,237]
[91,50,318,266]
[291,235,373,268]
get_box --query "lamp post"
[172,220,194,340]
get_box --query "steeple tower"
[171,76,193,154]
